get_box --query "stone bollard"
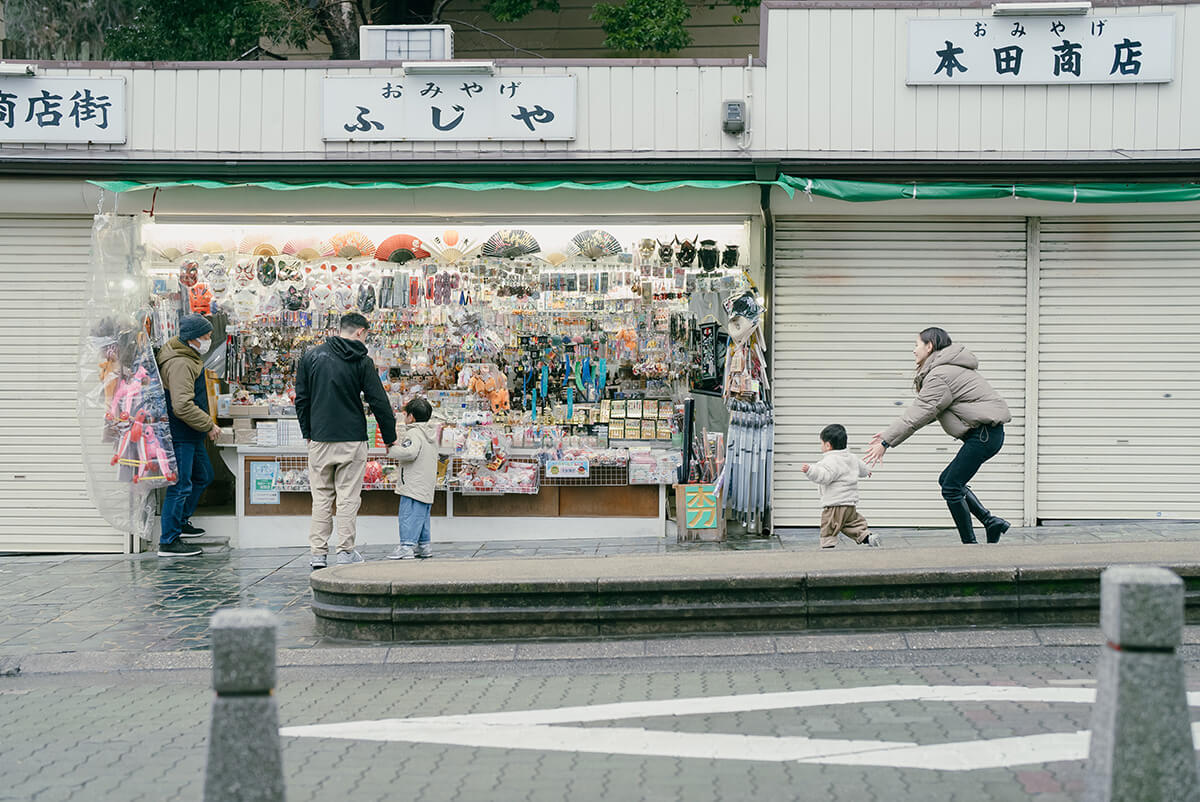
[204,609,286,802]
[1085,566,1200,802]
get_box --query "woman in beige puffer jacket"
[863,327,1012,544]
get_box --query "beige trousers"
[308,440,368,554]
[820,505,871,548]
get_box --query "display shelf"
[447,456,540,495]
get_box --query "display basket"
[448,456,541,495]
[268,455,407,492]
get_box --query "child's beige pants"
[820,505,871,548]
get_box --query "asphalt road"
[3,636,1199,802]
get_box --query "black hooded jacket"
[295,336,397,445]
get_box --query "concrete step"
[309,541,1200,641]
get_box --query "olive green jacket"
[156,337,214,435]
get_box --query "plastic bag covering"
[779,176,1200,204]
[78,214,178,542]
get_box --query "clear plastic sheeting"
[77,214,177,543]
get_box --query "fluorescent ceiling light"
[992,2,1091,15]
[402,60,495,76]
[0,63,37,77]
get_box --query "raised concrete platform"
[310,541,1200,641]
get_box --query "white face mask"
[192,337,212,352]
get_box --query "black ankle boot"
[964,488,1010,544]
[946,498,978,544]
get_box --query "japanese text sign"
[908,15,1173,85]
[683,484,720,530]
[0,78,126,143]
[322,75,576,141]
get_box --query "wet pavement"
[0,521,1197,659]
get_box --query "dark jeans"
[160,439,214,545]
[938,424,1005,505]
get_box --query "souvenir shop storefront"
[75,182,773,550]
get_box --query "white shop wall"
[0,216,127,553]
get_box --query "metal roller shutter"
[773,217,1028,527]
[0,217,127,552]
[1037,218,1200,520]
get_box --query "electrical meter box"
[722,100,746,134]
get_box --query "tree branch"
[431,0,455,24]
[442,17,546,58]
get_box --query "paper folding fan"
[481,229,540,259]
[376,234,431,264]
[323,231,377,259]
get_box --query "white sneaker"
[415,543,433,559]
[865,534,883,548]
[310,553,328,570]
[388,544,415,560]
[335,550,365,565]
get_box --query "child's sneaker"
[864,533,883,548]
[415,543,433,559]
[388,544,416,560]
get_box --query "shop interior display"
[141,223,771,519]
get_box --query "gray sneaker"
[415,543,433,559]
[864,533,883,548]
[310,553,328,570]
[335,550,365,565]
[388,544,415,560]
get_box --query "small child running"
[387,397,438,560]
[801,423,882,549]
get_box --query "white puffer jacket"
[804,449,871,508]
[388,422,439,504]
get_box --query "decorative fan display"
[376,234,431,264]
[196,239,235,254]
[239,233,281,255]
[482,229,540,259]
[544,252,568,266]
[568,229,622,260]
[322,231,376,259]
[283,236,331,262]
[152,245,182,262]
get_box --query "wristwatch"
[881,440,890,449]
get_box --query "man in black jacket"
[295,312,397,569]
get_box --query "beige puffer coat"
[880,343,1011,448]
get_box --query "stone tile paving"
[2,660,1198,801]
[0,521,1197,659]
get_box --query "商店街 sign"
[907,14,1173,85]
[322,75,576,141]
[0,78,126,143]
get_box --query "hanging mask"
[310,283,333,309]
[277,259,303,285]
[234,261,256,287]
[333,285,354,311]
[257,256,277,287]
[258,289,283,317]
[698,239,719,272]
[283,285,309,312]
[189,283,213,314]
[721,244,740,269]
[332,263,354,287]
[638,238,656,262]
[657,239,674,266]
[179,260,200,288]
[357,283,377,313]
[206,262,230,294]
[675,236,698,267]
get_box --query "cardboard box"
[229,405,270,418]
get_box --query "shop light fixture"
[402,60,495,76]
[0,63,37,77]
[991,2,1091,15]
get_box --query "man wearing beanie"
[155,314,222,557]
[295,312,397,568]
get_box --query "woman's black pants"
[939,424,1004,544]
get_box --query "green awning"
[90,176,1200,204]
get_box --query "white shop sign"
[907,15,1173,85]
[322,75,576,141]
[0,77,126,143]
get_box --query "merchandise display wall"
[127,218,769,547]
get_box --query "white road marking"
[280,685,1200,771]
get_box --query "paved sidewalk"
[0,521,1197,670]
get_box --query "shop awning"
[90,176,1200,204]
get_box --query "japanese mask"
[234,261,256,287]
[257,257,277,287]
[189,283,213,315]
[656,239,674,266]
[179,260,200,288]
[638,238,656,262]
[357,283,377,314]
[257,289,283,317]
[283,285,309,312]
[331,263,354,287]
[205,259,230,294]
[675,236,698,268]
[231,288,258,321]
[277,259,304,285]
[721,244,740,269]
[333,285,355,311]
[310,283,333,309]
[698,239,719,272]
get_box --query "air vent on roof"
[359,25,453,61]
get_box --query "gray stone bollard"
[1085,566,1200,802]
[203,609,286,802]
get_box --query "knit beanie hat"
[179,314,213,342]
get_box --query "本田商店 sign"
[907,14,1173,85]
[0,77,126,143]
[322,75,576,141]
